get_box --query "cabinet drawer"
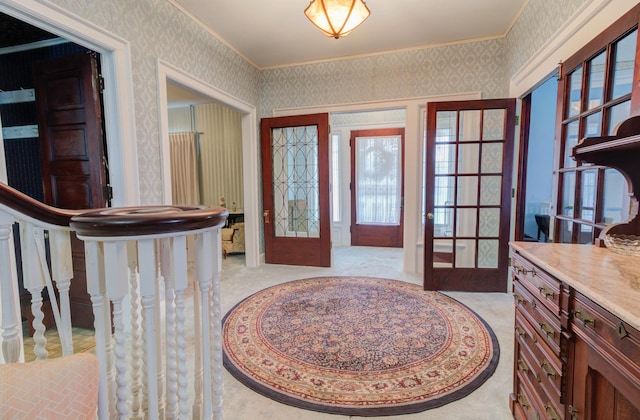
[572,292,640,384]
[516,327,564,418]
[514,370,546,420]
[514,280,563,356]
[512,252,561,317]
[516,310,565,403]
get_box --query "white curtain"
[169,132,200,205]
[194,104,243,209]
[355,136,402,225]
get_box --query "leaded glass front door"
[260,113,331,267]
[424,99,515,292]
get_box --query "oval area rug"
[222,276,499,416]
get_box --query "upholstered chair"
[221,222,245,258]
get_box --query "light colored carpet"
[220,247,514,420]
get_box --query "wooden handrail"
[1,182,229,235]
[70,206,228,237]
[0,182,80,226]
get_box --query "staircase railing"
[0,182,228,419]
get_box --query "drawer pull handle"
[573,309,595,328]
[545,403,560,420]
[530,299,537,309]
[512,264,536,276]
[517,359,529,373]
[538,286,554,299]
[513,293,524,304]
[538,322,555,337]
[540,360,556,379]
[568,405,579,420]
[617,322,628,339]
[517,393,529,409]
[515,326,525,337]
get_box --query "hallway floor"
[22,246,515,419]
[220,246,514,420]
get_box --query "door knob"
[264,209,270,223]
[427,212,434,220]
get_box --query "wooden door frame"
[514,70,559,242]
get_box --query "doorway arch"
[157,60,260,268]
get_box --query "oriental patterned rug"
[222,276,499,416]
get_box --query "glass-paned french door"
[424,99,515,292]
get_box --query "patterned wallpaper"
[331,109,406,127]
[505,0,588,78]
[49,0,260,204]
[259,38,508,119]
[44,0,591,204]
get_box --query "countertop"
[510,241,640,332]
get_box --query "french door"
[260,113,331,267]
[350,128,404,247]
[424,99,515,292]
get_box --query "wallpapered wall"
[47,0,587,204]
[49,0,260,205]
[505,0,587,78]
[259,38,508,119]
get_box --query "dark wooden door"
[35,52,107,329]
[260,113,331,267]
[424,99,515,292]
[350,128,404,247]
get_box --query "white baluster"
[85,241,113,419]
[138,238,159,420]
[0,213,21,363]
[156,239,168,419]
[127,241,144,419]
[49,230,74,356]
[170,235,190,418]
[210,228,224,420]
[192,279,203,420]
[163,238,179,419]
[20,223,47,360]
[103,240,130,419]
[196,230,214,419]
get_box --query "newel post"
[0,212,21,363]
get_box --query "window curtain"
[355,136,401,225]
[169,132,200,205]
[194,103,243,209]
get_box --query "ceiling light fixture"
[304,0,370,39]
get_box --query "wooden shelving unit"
[571,115,640,240]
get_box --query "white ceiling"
[172,0,528,69]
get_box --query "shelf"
[571,115,640,240]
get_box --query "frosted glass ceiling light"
[304,0,370,39]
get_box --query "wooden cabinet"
[569,291,640,420]
[510,251,568,419]
[509,243,640,420]
[571,115,640,242]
